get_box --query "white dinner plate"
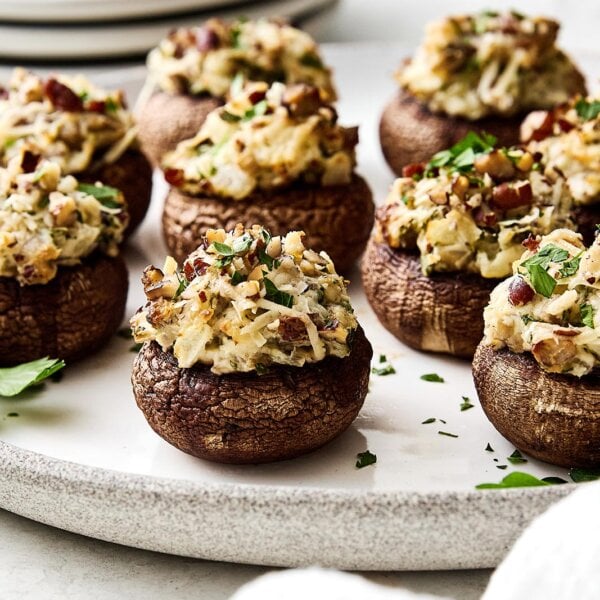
[0,43,597,571]
[0,0,336,60]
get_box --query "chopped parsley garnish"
[371,364,396,376]
[243,100,268,121]
[559,253,582,278]
[379,354,387,363]
[221,110,241,123]
[7,412,19,417]
[569,467,600,483]
[580,303,595,328]
[485,443,494,452]
[422,418,436,424]
[231,271,246,285]
[541,476,568,484]
[526,264,556,298]
[575,98,600,121]
[476,471,554,489]
[0,357,65,397]
[507,449,528,465]
[175,275,188,298]
[255,363,269,376]
[211,242,235,255]
[496,465,508,470]
[263,277,294,307]
[105,97,119,112]
[258,248,280,270]
[460,396,474,411]
[299,52,324,69]
[426,131,497,175]
[355,450,377,469]
[77,183,122,209]
[420,373,444,383]
[519,245,570,298]
[438,430,458,438]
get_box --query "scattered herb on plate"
[541,476,568,485]
[507,449,528,465]
[372,364,396,376]
[355,450,377,469]
[496,465,507,470]
[460,396,474,411]
[421,373,444,383]
[476,471,557,489]
[7,412,19,417]
[569,467,600,483]
[0,357,65,397]
[438,430,458,438]
[485,443,494,452]
[422,418,436,425]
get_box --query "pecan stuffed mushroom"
[522,96,600,244]
[0,68,152,235]
[474,229,600,467]
[130,225,372,464]
[161,81,373,272]
[138,18,336,165]
[380,11,586,175]
[0,153,129,364]
[362,133,575,357]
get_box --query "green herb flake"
[105,97,119,113]
[220,110,241,123]
[7,412,19,417]
[129,343,143,353]
[175,275,188,298]
[575,98,600,121]
[559,253,582,278]
[527,263,557,298]
[496,465,508,470]
[371,364,396,376]
[299,52,324,69]
[438,430,458,438]
[476,471,553,489]
[263,277,294,308]
[569,467,600,483]
[507,449,528,465]
[243,99,268,121]
[231,271,246,285]
[485,443,494,452]
[425,131,497,175]
[421,373,444,383]
[355,450,377,469]
[460,396,474,411]
[77,183,122,209]
[0,357,65,397]
[542,476,568,484]
[379,354,387,363]
[255,363,269,376]
[422,418,436,424]
[580,303,595,328]
[211,242,234,256]
[258,249,280,270]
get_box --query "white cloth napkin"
[231,481,600,600]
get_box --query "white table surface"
[1,1,598,598]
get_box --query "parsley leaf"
[243,100,268,121]
[355,450,377,469]
[0,357,65,397]
[526,263,557,298]
[371,364,396,376]
[569,467,600,482]
[521,244,569,268]
[422,418,436,424]
[485,443,494,452]
[507,449,528,465]
[580,303,595,328]
[476,471,553,489]
[263,277,294,307]
[231,271,246,285]
[575,98,600,121]
[559,253,582,278]
[438,430,458,438]
[426,131,497,175]
[77,183,122,208]
[460,396,474,411]
[542,476,568,484]
[420,373,444,383]
[221,110,241,123]
[299,52,324,69]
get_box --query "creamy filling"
[399,11,584,119]
[483,229,600,377]
[375,133,575,279]
[146,18,335,101]
[0,151,128,286]
[0,68,137,174]
[523,97,600,205]
[162,81,357,199]
[130,224,358,375]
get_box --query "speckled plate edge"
[0,438,575,570]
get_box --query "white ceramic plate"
[0,0,335,60]
[0,43,597,571]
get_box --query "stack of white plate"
[0,0,336,61]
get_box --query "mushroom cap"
[570,203,600,247]
[136,91,223,167]
[131,326,373,464]
[379,88,523,176]
[81,149,153,237]
[162,174,374,273]
[361,239,499,358]
[473,343,600,468]
[0,253,128,365]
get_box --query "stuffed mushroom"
[0,68,152,236]
[380,11,586,175]
[522,96,600,244]
[362,133,575,358]
[130,224,372,464]
[0,152,129,365]
[161,81,373,272]
[473,229,600,468]
[137,18,336,166]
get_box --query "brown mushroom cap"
[570,204,600,247]
[361,239,499,358]
[0,254,128,365]
[379,89,524,176]
[81,149,153,237]
[162,174,374,273]
[131,326,373,464]
[136,91,223,167]
[473,343,600,468]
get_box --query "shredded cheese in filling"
[0,151,128,286]
[0,68,138,174]
[375,136,575,279]
[483,229,600,376]
[162,81,357,199]
[146,18,335,101]
[399,11,585,120]
[523,97,600,206]
[130,224,358,374]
